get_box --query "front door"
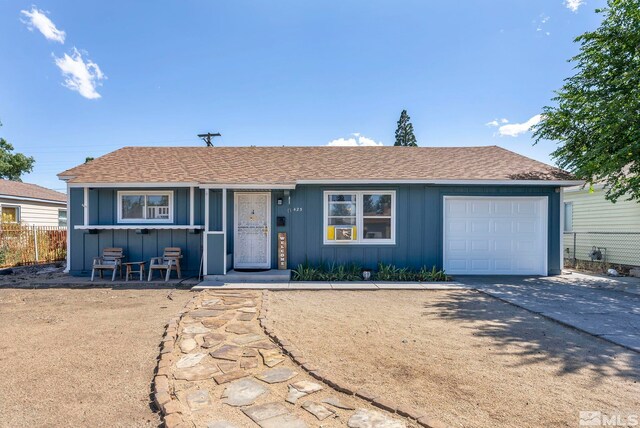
[234,192,271,269]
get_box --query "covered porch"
[202,185,294,278]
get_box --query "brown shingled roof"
[58,146,574,184]
[0,179,66,203]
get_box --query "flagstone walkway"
[155,290,420,428]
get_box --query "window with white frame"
[58,209,67,227]
[117,191,173,223]
[324,191,395,244]
[563,202,573,232]
[1,205,20,223]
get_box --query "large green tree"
[394,110,418,146]
[533,0,640,202]
[0,123,35,181]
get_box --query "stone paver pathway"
[162,290,417,427]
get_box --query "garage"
[443,196,548,275]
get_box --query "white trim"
[206,231,225,234]
[559,190,564,271]
[65,182,70,273]
[442,196,549,276]
[64,179,583,189]
[200,183,296,190]
[74,225,203,230]
[301,179,582,186]
[83,187,89,226]
[68,182,198,188]
[204,189,209,276]
[0,194,66,205]
[233,192,271,269]
[189,187,195,226]
[222,188,227,275]
[323,190,396,245]
[116,190,174,224]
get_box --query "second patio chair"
[148,247,182,282]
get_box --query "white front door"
[234,192,271,269]
[443,196,548,275]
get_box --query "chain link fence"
[563,231,640,272]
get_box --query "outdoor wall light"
[277,197,283,205]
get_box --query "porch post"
[65,182,71,273]
[83,187,89,226]
[189,186,195,226]
[222,188,227,275]
[203,188,209,276]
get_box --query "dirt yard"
[0,286,191,427]
[268,290,640,428]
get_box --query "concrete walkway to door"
[460,273,640,353]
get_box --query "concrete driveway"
[460,273,640,353]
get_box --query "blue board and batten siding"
[278,185,561,275]
[68,187,205,276]
[68,184,562,277]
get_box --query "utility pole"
[197,132,221,147]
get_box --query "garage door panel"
[444,197,547,275]
[471,220,490,233]
[471,201,491,215]
[470,240,489,251]
[493,201,513,216]
[448,239,467,251]
[494,220,513,234]
[470,259,491,271]
[448,220,467,234]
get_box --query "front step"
[205,269,291,283]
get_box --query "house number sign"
[278,232,287,270]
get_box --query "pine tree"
[394,110,417,146]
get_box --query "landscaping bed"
[267,289,640,428]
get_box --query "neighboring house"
[0,179,67,227]
[57,146,580,277]
[563,185,640,267]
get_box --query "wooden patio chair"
[148,247,182,282]
[91,247,124,281]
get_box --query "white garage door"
[443,196,548,275]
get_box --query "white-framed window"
[563,202,573,232]
[1,205,20,223]
[58,209,67,227]
[117,191,173,223]
[323,190,395,245]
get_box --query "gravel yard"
[267,289,640,428]
[0,285,191,427]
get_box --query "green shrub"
[292,261,449,282]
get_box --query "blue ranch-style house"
[57,146,580,278]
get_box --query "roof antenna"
[197,132,221,147]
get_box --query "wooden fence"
[0,225,67,268]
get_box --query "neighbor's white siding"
[563,187,640,267]
[564,188,640,232]
[0,197,65,227]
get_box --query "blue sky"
[0,1,605,191]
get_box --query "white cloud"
[486,118,509,127]
[565,0,585,12]
[497,114,542,137]
[327,133,384,146]
[535,14,551,35]
[54,48,106,99]
[20,7,65,43]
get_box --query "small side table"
[123,261,147,282]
